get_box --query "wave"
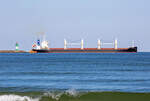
[0,89,150,101]
[0,95,39,101]
[0,89,78,101]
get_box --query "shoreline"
[0,91,150,101]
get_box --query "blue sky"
[0,0,149,51]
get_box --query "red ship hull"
[32,47,137,53]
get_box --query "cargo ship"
[30,37,137,53]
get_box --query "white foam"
[43,89,78,100]
[44,92,63,100]
[0,95,39,101]
[65,88,78,96]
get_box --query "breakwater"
[0,50,27,53]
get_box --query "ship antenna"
[132,40,135,47]
[43,33,46,41]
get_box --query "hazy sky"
[0,0,149,51]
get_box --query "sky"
[0,0,149,51]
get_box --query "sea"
[0,52,150,101]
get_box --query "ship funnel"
[41,41,49,49]
[41,33,49,49]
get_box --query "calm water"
[0,52,150,93]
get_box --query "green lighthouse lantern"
[15,42,19,51]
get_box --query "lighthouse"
[15,42,19,51]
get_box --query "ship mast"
[97,39,101,49]
[114,38,118,49]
